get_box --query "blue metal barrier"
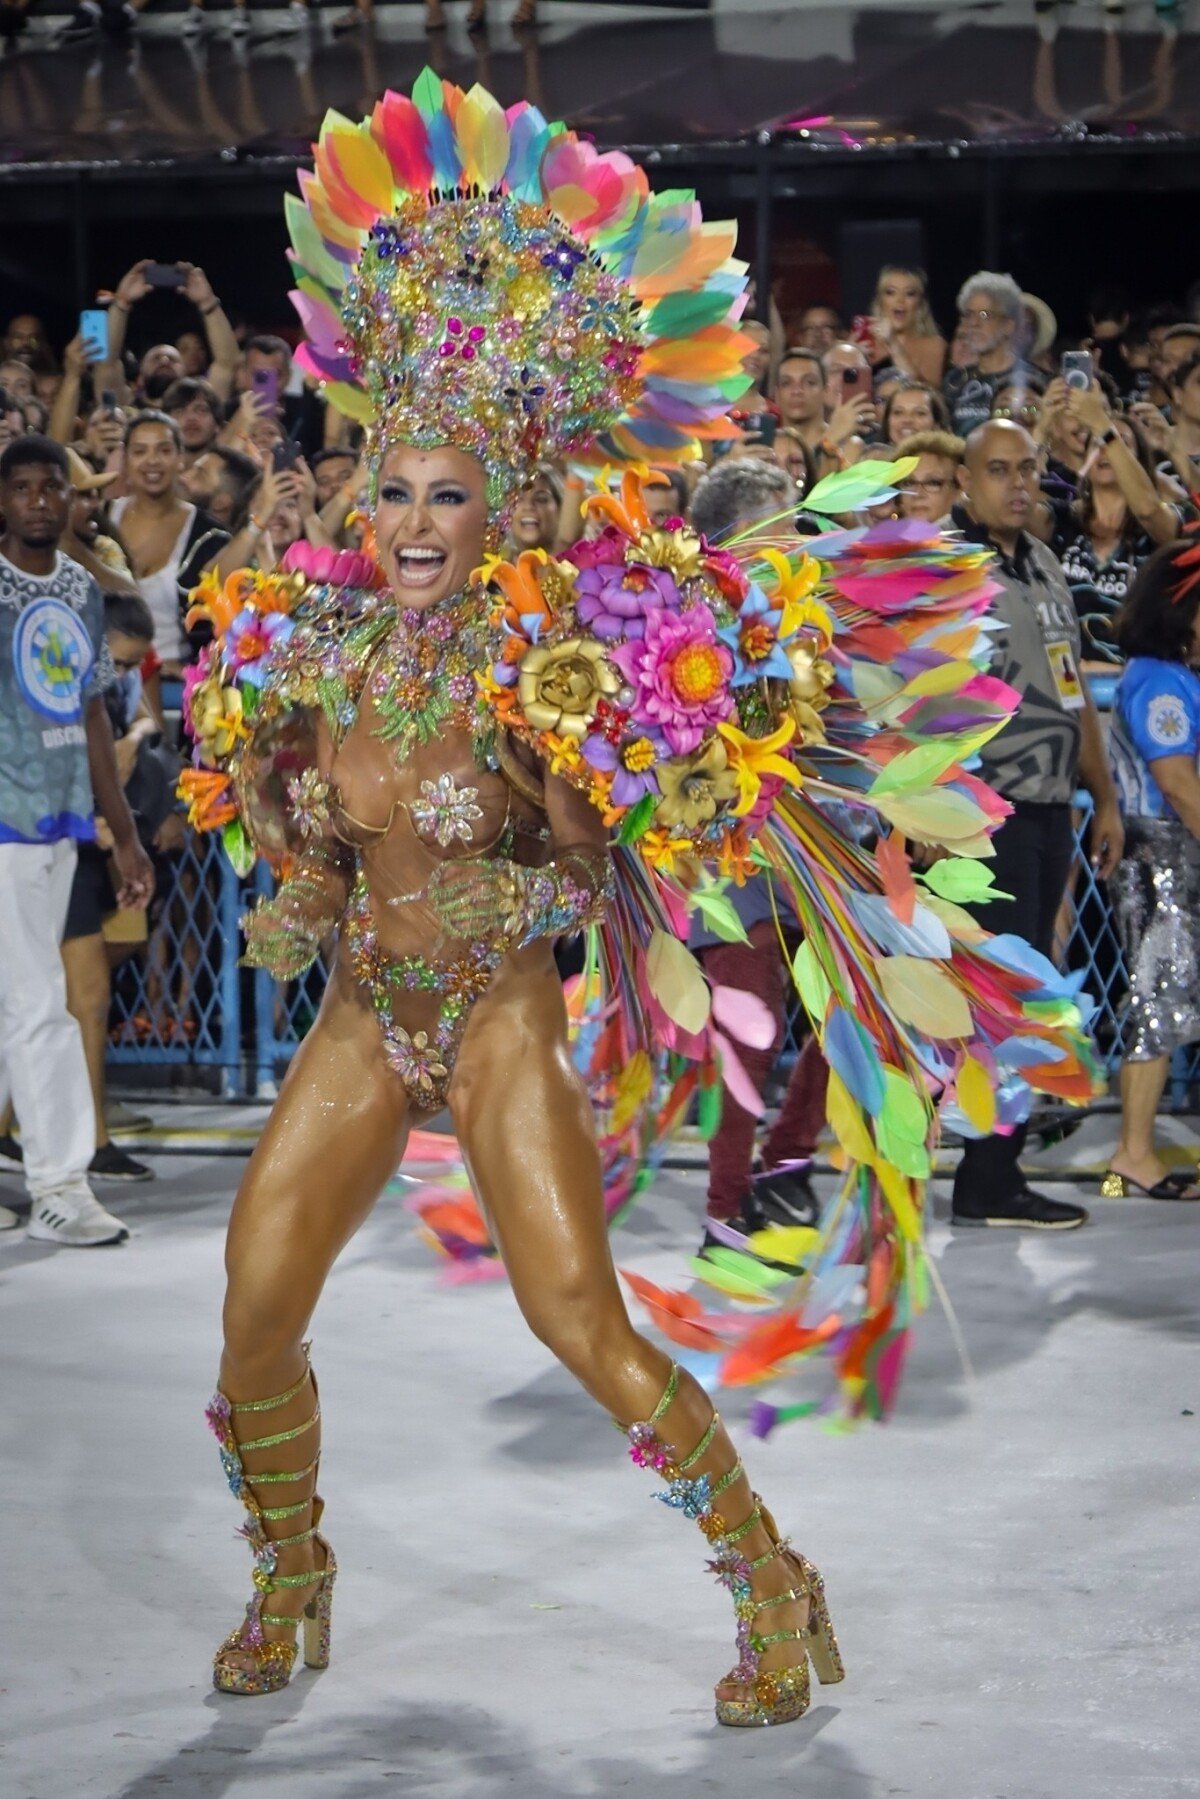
[107,828,245,1094]
[107,797,1164,1098]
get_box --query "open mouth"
[392,543,448,589]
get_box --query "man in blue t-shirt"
[0,436,153,1246]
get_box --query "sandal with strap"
[1100,1167,1200,1201]
[625,1363,844,1728]
[206,1346,337,1695]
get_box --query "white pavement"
[2,1116,1199,1799]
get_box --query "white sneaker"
[28,1186,130,1247]
[0,1205,19,1233]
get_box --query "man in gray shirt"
[947,421,1123,1229]
[0,436,153,1245]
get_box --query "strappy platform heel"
[206,1346,337,1695]
[625,1363,844,1728]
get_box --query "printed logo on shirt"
[12,598,94,723]
[1146,692,1189,750]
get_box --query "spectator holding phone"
[208,454,333,581]
[819,342,876,472]
[108,411,228,673]
[232,335,325,462]
[99,261,240,410]
[944,271,1039,437]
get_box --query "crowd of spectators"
[1,252,1198,1242]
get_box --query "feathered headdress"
[286,70,752,512]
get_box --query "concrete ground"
[2,1105,1198,1799]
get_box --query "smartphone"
[145,262,185,290]
[840,365,870,397]
[1061,350,1094,392]
[251,367,280,410]
[100,388,117,413]
[80,309,109,361]
[271,438,301,473]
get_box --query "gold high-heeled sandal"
[206,1347,337,1695]
[626,1364,844,1728]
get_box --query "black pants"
[951,801,1075,1210]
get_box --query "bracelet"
[200,301,220,316]
[1100,426,1118,447]
[249,515,268,531]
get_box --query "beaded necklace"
[369,584,497,769]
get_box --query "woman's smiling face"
[374,442,490,610]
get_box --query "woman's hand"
[62,332,94,378]
[178,262,217,311]
[427,859,521,939]
[1064,382,1112,440]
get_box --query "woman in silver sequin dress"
[1103,542,1200,1200]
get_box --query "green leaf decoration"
[872,788,994,848]
[221,818,255,878]
[697,1080,723,1141]
[918,858,1015,905]
[805,458,914,515]
[616,793,656,845]
[875,1120,931,1180]
[880,1068,930,1144]
[690,886,751,943]
[792,939,833,1020]
[868,741,966,799]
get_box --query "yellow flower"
[755,549,832,643]
[518,636,619,739]
[640,829,699,876]
[190,676,250,765]
[653,737,740,833]
[635,524,706,583]
[716,717,803,816]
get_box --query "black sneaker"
[0,1131,24,1170]
[951,1186,1088,1231]
[58,0,100,35]
[753,1158,821,1230]
[89,1142,154,1183]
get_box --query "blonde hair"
[873,265,937,340]
[893,429,965,463]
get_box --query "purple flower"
[576,562,682,642]
[581,726,668,806]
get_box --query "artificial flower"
[612,604,735,755]
[787,635,836,707]
[652,737,740,832]
[518,636,621,738]
[188,674,250,765]
[636,523,706,584]
[226,609,295,684]
[717,584,794,685]
[563,523,629,572]
[701,544,750,604]
[177,767,237,833]
[638,826,699,876]
[716,717,802,816]
[581,725,668,808]
[715,824,757,885]
[754,548,829,642]
[480,547,561,646]
[576,561,681,642]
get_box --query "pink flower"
[181,645,215,739]
[280,541,384,589]
[563,525,629,572]
[612,604,735,754]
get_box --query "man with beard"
[161,377,225,466]
[97,261,239,409]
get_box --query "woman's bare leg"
[216,963,416,1673]
[62,933,111,1147]
[1109,1055,1197,1193]
[448,966,815,1703]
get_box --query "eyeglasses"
[902,477,954,495]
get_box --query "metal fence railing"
[104,798,1190,1102]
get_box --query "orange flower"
[177,768,237,833]
[582,464,656,538]
[475,548,563,645]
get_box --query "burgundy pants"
[699,922,829,1221]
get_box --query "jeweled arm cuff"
[240,839,353,979]
[511,845,614,946]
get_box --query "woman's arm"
[179,264,240,404]
[1147,754,1200,838]
[1068,387,1181,546]
[49,335,89,446]
[1077,682,1124,877]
